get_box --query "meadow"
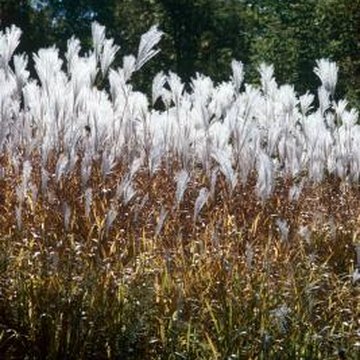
[0,23,359,359]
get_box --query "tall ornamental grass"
[0,23,359,359]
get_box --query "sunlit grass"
[1,21,360,359]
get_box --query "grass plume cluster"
[0,23,359,359]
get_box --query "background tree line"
[1,0,359,105]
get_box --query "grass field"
[0,23,360,359]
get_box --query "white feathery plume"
[309,157,325,183]
[127,91,149,121]
[22,80,41,121]
[70,53,98,94]
[317,86,331,115]
[152,71,166,105]
[63,202,71,231]
[33,46,63,84]
[148,145,163,176]
[14,161,31,207]
[159,87,172,109]
[109,68,127,113]
[175,169,190,206]
[266,119,282,156]
[81,154,92,187]
[193,187,209,222]
[2,22,360,213]
[84,188,93,217]
[122,55,136,82]
[334,99,348,122]
[341,108,358,128]
[123,181,137,205]
[10,155,20,177]
[350,133,360,182]
[258,63,276,96]
[65,36,81,74]
[15,206,22,230]
[278,84,297,115]
[116,175,137,205]
[0,25,22,76]
[91,22,106,60]
[68,148,79,174]
[299,91,314,116]
[290,143,303,178]
[167,71,184,107]
[259,63,274,83]
[256,151,274,200]
[326,110,336,131]
[208,121,231,149]
[101,150,116,176]
[209,82,235,119]
[212,148,237,191]
[55,153,69,182]
[129,156,143,178]
[238,84,261,121]
[136,25,163,71]
[22,160,32,189]
[13,53,29,90]
[15,183,25,205]
[100,38,120,76]
[231,59,244,92]
[191,73,214,109]
[314,59,338,96]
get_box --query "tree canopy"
[1,0,359,105]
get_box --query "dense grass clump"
[1,156,359,359]
[0,23,359,359]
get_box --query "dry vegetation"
[0,153,359,359]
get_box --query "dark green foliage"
[1,0,359,104]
